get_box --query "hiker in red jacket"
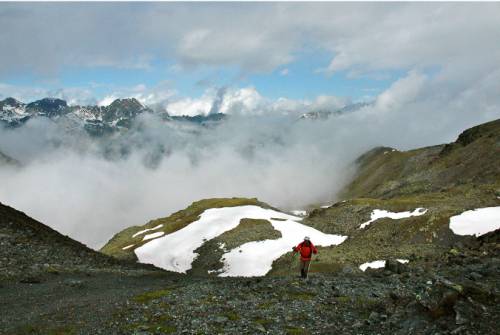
[293,236,318,278]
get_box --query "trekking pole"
[290,247,297,275]
[305,256,313,279]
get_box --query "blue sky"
[1,53,399,104]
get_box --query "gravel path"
[0,271,178,334]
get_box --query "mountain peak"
[26,98,68,117]
[0,97,24,107]
[108,98,143,109]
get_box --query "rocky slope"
[0,202,159,283]
[341,118,500,199]
[106,230,500,335]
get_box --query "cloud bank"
[1,69,499,249]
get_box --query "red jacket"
[294,241,318,261]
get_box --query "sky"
[1,2,498,115]
[1,2,500,248]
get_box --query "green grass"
[223,310,240,321]
[15,325,76,335]
[285,326,309,335]
[287,291,317,300]
[132,289,171,303]
[254,318,273,326]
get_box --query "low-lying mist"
[1,72,498,248]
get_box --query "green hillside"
[100,197,273,261]
[270,119,500,275]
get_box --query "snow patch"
[142,231,165,241]
[449,206,500,237]
[219,218,347,277]
[291,210,307,216]
[122,244,135,250]
[134,205,346,276]
[359,208,427,229]
[359,259,409,272]
[132,224,163,238]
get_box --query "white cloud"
[2,3,498,78]
[167,94,213,116]
[98,95,118,107]
[0,82,97,106]
[374,71,427,112]
[280,68,289,76]
[160,86,350,117]
[97,81,176,107]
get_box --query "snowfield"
[143,231,164,241]
[449,206,500,237]
[359,208,427,229]
[132,224,163,238]
[219,218,346,277]
[359,259,409,272]
[134,205,346,276]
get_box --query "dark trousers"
[299,260,311,278]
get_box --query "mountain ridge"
[0,96,229,134]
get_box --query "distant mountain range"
[298,102,372,121]
[0,97,227,136]
[0,97,370,136]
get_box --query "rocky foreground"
[103,230,500,335]
[1,230,498,335]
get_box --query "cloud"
[1,3,498,77]
[161,87,349,117]
[374,71,427,112]
[0,82,97,106]
[97,81,176,107]
[1,66,498,249]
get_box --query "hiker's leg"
[300,260,306,278]
[303,260,311,278]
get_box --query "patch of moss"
[285,326,309,335]
[257,301,275,310]
[223,310,240,321]
[15,325,76,335]
[133,289,171,303]
[254,318,273,326]
[335,296,351,304]
[287,291,316,300]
